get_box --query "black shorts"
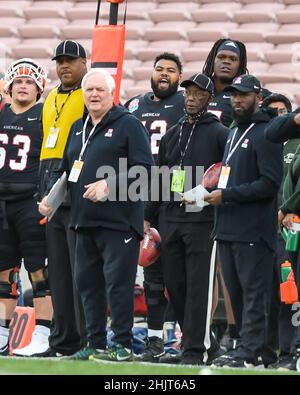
[0,197,47,272]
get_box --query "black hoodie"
[145,112,229,223]
[49,105,154,238]
[214,109,283,251]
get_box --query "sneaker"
[268,354,290,370]
[159,349,182,364]
[0,327,9,356]
[62,345,99,361]
[13,326,50,357]
[180,354,204,366]
[90,343,133,362]
[140,336,165,363]
[210,350,237,367]
[278,349,300,372]
[29,347,64,358]
[206,346,226,365]
[223,356,264,369]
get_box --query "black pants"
[160,217,216,357]
[218,240,276,362]
[46,207,85,354]
[143,212,176,331]
[75,227,139,349]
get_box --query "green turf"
[0,358,299,375]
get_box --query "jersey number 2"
[0,133,31,171]
[142,120,167,155]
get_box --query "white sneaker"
[13,325,50,357]
[0,326,9,356]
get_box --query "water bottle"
[281,260,292,282]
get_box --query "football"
[138,228,161,267]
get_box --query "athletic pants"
[47,206,85,354]
[218,240,276,363]
[75,227,139,349]
[160,216,216,357]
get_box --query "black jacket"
[265,107,300,143]
[145,112,229,223]
[49,105,154,238]
[215,109,283,251]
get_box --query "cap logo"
[254,85,260,89]
[234,76,242,84]
[225,41,237,48]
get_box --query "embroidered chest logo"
[105,128,114,137]
[241,138,249,148]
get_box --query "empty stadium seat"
[191,10,232,23]
[265,50,294,64]
[61,25,93,40]
[187,28,227,43]
[23,7,65,19]
[233,10,275,23]
[265,32,300,45]
[277,10,300,24]
[12,45,53,59]
[228,30,264,42]
[136,48,181,62]
[255,72,294,84]
[18,25,60,39]
[148,10,191,23]
[239,23,278,32]
[0,6,24,17]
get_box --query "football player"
[0,59,52,356]
[203,39,248,127]
[125,52,184,362]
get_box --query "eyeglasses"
[183,90,208,99]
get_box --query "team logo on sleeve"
[128,98,139,113]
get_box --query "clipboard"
[46,172,68,221]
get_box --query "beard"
[151,78,179,99]
[232,100,256,123]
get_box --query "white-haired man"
[39,69,154,361]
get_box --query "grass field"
[0,357,299,375]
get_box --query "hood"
[234,107,276,128]
[82,104,130,130]
[178,111,221,127]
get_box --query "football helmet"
[5,58,48,92]
[138,228,161,268]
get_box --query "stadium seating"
[0,0,299,105]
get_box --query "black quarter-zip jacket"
[215,109,283,251]
[145,112,229,223]
[49,105,154,238]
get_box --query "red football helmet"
[138,228,161,268]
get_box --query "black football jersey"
[126,91,185,157]
[0,103,43,196]
[207,91,233,127]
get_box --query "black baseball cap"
[180,73,214,94]
[52,40,87,61]
[225,74,261,93]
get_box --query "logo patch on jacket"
[105,128,113,137]
[241,138,249,148]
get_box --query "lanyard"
[78,115,97,160]
[225,123,255,165]
[178,120,197,169]
[53,90,74,127]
